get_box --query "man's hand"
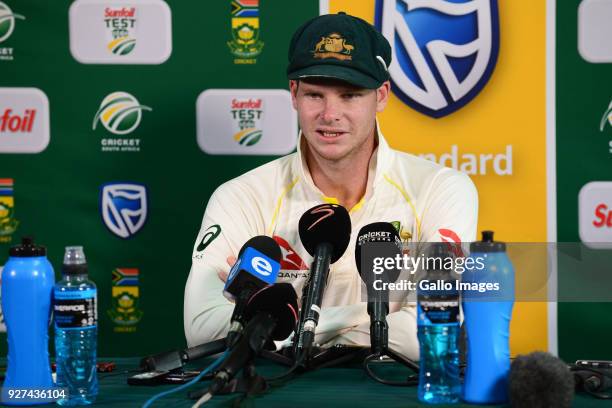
[217,256,236,283]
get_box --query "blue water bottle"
[417,243,461,404]
[1,237,55,405]
[53,246,98,406]
[462,231,514,404]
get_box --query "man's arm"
[419,169,479,245]
[183,183,261,347]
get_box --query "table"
[88,357,608,408]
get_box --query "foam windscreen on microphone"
[298,203,351,263]
[239,235,282,262]
[244,283,298,340]
[509,351,574,408]
[355,222,402,284]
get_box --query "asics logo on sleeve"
[197,225,221,252]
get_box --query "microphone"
[509,352,574,408]
[355,222,402,354]
[295,203,351,358]
[225,236,282,347]
[207,283,298,396]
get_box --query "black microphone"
[224,236,282,347]
[207,283,298,396]
[295,203,351,358]
[509,352,574,408]
[355,222,402,354]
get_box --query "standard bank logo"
[93,92,151,135]
[100,182,147,239]
[376,0,499,118]
[0,2,24,43]
[69,0,172,64]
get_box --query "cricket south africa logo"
[231,98,263,146]
[92,91,151,152]
[599,99,612,132]
[108,268,143,332]
[376,0,499,118]
[0,178,18,243]
[100,182,148,239]
[599,98,612,154]
[228,0,264,64]
[0,1,25,61]
[0,2,24,43]
[104,7,136,55]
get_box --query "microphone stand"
[362,315,420,386]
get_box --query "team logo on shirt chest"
[273,235,309,278]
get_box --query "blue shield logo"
[100,182,148,239]
[375,0,499,118]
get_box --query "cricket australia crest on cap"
[376,0,499,118]
[313,33,354,61]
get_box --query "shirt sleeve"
[183,182,262,347]
[419,168,479,246]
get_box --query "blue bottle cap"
[9,236,47,257]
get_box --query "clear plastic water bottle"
[417,243,461,404]
[53,246,98,406]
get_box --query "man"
[184,12,477,360]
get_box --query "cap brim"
[287,65,382,89]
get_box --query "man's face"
[290,78,390,162]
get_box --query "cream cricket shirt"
[184,129,478,358]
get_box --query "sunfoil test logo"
[100,182,148,239]
[104,7,136,56]
[0,1,25,62]
[231,98,263,146]
[376,0,499,118]
[92,92,151,152]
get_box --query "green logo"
[109,37,136,56]
[390,221,401,233]
[235,129,262,146]
[0,202,18,237]
[228,1,263,63]
[0,179,18,243]
[92,92,152,135]
[107,268,143,333]
[197,225,221,252]
[0,2,25,44]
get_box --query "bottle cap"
[9,236,47,257]
[470,230,506,253]
[62,246,88,275]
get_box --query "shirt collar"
[293,121,394,207]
